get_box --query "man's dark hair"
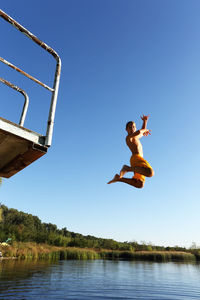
[126,121,135,130]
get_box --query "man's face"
[127,122,136,134]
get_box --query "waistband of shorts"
[131,154,142,159]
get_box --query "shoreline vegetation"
[1,204,200,263]
[0,242,199,262]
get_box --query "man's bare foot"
[107,174,120,184]
[120,165,129,178]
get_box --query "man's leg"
[107,174,144,188]
[119,165,132,178]
[120,164,154,178]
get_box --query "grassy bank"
[0,242,100,260]
[101,250,196,262]
[0,242,198,262]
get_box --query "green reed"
[59,249,100,260]
[101,251,196,262]
[0,242,197,262]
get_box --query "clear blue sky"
[1,0,200,248]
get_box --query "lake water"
[1,259,200,299]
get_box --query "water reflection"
[0,259,55,281]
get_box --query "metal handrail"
[0,9,61,146]
[0,57,54,92]
[0,77,29,126]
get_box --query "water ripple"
[1,260,200,299]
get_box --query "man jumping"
[107,115,154,188]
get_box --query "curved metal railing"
[0,9,61,146]
[0,77,29,126]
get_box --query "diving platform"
[0,9,61,178]
[0,117,47,178]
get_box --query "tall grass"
[0,242,61,260]
[0,243,197,262]
[60,248,100,260]
[100,251,196,262]
[0,243,101,260]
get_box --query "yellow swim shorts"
[130,154,152,183]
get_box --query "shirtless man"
[107,115,154,188]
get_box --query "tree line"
[0,204,189,252]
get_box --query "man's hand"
[143,129,151,136]
[141,114,150,121]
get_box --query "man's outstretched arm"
[141,114,150,129]
[128,128,151,139]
